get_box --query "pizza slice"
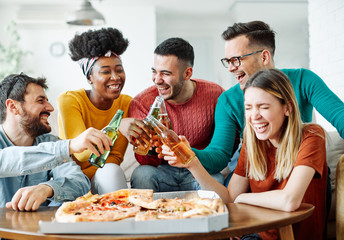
[55,189,153,222]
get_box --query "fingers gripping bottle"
[133,96,163,155]
[145,115,195,165]
[88,109,124,168]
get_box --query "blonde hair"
[243,69,303,181]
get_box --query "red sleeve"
[234,143,247,177]
[128,98,148,119]
[294,124,326,177]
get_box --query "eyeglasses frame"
[221,50,264,68]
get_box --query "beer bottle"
[158,98,172,129]
[145,115,195,165]
[88,109,124,168]
[133,96,163,155]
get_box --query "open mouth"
[108,84,121,90]
[236,73,246,83]
[157,85,169,94]
[253,123,268,133]
[40,114,50,124]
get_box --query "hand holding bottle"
[69,127,112,156]
[132,96,164,156]
[152,135,164,158]
[161,135,195,167]
[146,115,195,165]
[119,118,151,148]
[88,109,124,168]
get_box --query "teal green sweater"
[193,68,344,174]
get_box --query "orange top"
[235,124,327,240]
[57,89,132,179]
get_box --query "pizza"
[55,189,226,222]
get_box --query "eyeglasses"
[220,50,263,68]
[7,72,24,99]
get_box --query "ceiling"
[0,0,307,15]
[0,0,308,29]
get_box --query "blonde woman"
[163,69,327,240]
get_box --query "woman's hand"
[161,136,193,168]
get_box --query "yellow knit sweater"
[57,88,132,179]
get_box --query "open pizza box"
[39,190,229,234]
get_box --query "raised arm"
[162,136,249,203]
[0,139,71,177]
[193,89,244,173]
[299,69,344,138]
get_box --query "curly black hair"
[69,28,129,61]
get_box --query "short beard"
[165,79,184,101]
[19,107,51,139]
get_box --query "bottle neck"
[108,110,124,129]
[146,115,166,135]
[146,95,164,120]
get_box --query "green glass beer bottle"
[133,96,163,155]
[88,109,124,168]
[145,115,195,165]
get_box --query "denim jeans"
[130,162,224,192]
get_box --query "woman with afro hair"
[57,28,132,194]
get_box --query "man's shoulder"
[35,133,60,143]
[220,84,242,99]
[57,89,85,103]
[116,94,132,104]
[280,68,317,80]
[58,88,84,97]
[132,86,158,102]
[193,79,224,90]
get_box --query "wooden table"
[0,203,314,240]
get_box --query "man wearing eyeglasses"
[0,73,114,211]
[193,21,344,187]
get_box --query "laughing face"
[152,54,186,104]
[244,87,289,147]
[18,83,54,138]
[89,56,125,102]
[225,35,267,90]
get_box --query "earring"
[88,80,93,85]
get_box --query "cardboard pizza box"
[39,190,229,234]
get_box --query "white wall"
[157,1,309,91]
[309,0,344,132]
[157,13,233,89]
[0,2,156,135]
[1,1,311,136]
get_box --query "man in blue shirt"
[0,73,114,211]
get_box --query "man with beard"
[122,37,225,192]
[0,73,114,211]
